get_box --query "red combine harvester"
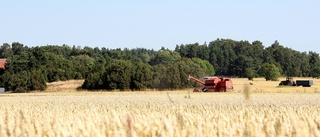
[188,75,233,92]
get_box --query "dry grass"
[0,92,320,137]
[0,77,319,136]
[232,77,320,93]
[44,80,84,92]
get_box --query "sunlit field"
[45,77,320,93]
[0,77,320,137]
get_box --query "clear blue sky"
[1,0,319,53]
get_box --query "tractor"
[279,77,296,86]
[188,75,233,92]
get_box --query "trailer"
[296,80,313,87]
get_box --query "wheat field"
[0,78,320,137]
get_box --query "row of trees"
[0,39,319,92]
[82,57,213,91]
[175,39,320,79]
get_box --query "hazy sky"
[1,0,319,53]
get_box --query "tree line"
[0,39,319,92]
[175,39,320,79]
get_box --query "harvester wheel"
[202,88,208,92]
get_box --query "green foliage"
[150,50,181,65]
[80,59,136,91]
[104,60,132,90]
[4,71,30,92]
[245,68,256,80]
[259,63,281,81]
[82,72,104,90]
[0,43,13,58]
[191,58,215,76]
[311,61,320,78]
[130,62,153,90]
[150,64,167,89]
[29,68,47,91]
[81,59,106,90]
[309,51,320,78]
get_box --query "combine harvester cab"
[188,75,233,92]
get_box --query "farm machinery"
[188,75,233,92]
[279,77,313,87]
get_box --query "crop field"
[0,78,320,137]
